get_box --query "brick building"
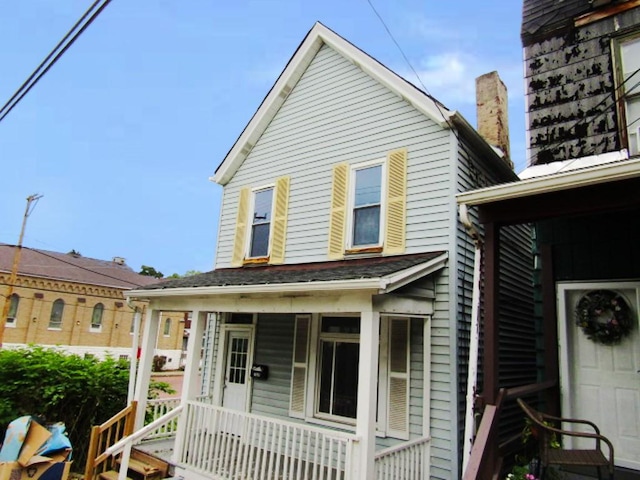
[0,244,187,369]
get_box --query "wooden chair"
[517,398,615,480]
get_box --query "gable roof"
[127,251,448,297]
[212,22,506,186]
[0,244,158,290]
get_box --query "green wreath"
[575,290,633,345]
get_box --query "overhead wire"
[0,0,113,123]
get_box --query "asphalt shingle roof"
[521,0,593,45]
[140,252,446,291]
[0,244,158,289]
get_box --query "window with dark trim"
[49,299,64,329]
[91,303,104,331]
[7,293,19,325]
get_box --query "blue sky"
[0,1,525,276]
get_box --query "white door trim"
[215,323,256,412]
[557,280,640,469]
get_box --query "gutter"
[459,203,482,473]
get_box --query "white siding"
[215,44,452,268]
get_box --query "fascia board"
[381,252,448,293]
[456,156,640,207]
[212,23,453,186]
[125,277,384,299]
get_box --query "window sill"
[242,256,269,266]
[302,416,390,439]
[345,246,383,256]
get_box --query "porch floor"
[136,437,176,465]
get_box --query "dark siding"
[524,6,640,164]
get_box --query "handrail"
[105,405,184,457]
[462,380,559,480]
[84,401,137,480]
[374,436,430,458]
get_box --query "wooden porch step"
[98,470,133,480]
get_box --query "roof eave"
[211,22,453,186]
[456,156,640,207]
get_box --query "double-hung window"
[616,35,640,155]
[249,187,274,258]
[328,149,406,259]
[231,176,290,266]
[350,162,383,248]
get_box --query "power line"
[0,0,113,123]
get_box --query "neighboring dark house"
[458,1,640,478]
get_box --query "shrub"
[0,346,174,472]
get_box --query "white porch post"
[180,310,206,401]
[354,308,380,479]
[133,308,160,430]
[172,310,207,465]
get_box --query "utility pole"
[0,194,43,347]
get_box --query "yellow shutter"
[270,176,290,265]
[387,318,409,438]
[231,187,250,267]
[384,148,407,255]
[328,163,348,260]
[290,315,310,417]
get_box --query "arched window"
[49,299,64,329]
[164,317,171,336]
[91,303,104,331]
[7,294,19,325]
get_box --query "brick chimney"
[476,71,512,169]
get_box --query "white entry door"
[222,329,252,412]
[558,282,640,470]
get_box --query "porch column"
[180,310,206,402]
[133,308,160,430]
[483,222,500,405]
[354,308,380,479]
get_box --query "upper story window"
[91,303,104,331]
[231,176,290,267]
[616,35,640,155]
[7,294,19,326]
[350,162,384,248]
[328,148,407,260]
[249,187,274,258]
[49,299,64,329]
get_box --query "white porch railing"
[145,397,181,439]
[178,401,358,480]
[374,436,430,480]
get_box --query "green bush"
[0,346,174,472]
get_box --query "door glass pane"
[228,337,249,385]
[333,342,359,418]
[318,341,334,415]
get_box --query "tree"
[139,265,163,278]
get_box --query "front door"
[222,329,252,412]
[558,282,640,470]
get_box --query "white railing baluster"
[374,436,430,480]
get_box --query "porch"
[90,397,430,480]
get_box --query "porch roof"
[456,155,640,225]
[126,251,447,298]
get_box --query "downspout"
[126,298,142,404]
[459,203,483,472]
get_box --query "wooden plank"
[575,0,640,27]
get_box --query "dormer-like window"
[615,34,640,155]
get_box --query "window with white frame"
[249,186,274,258]
[91,303,104,331]
[289,314,412,438]
[349,161,384,248]
[7,293,19,326]
[616,35,640,155]
[49,299,64,329]
[316,316,360,421]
